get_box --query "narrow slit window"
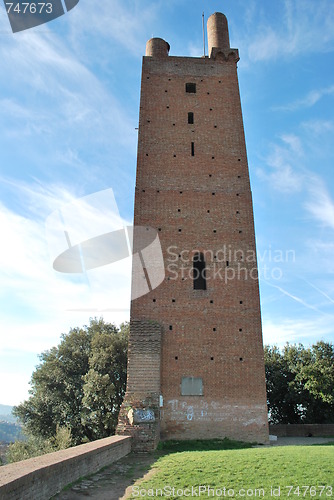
[188,112,194,124]
[193,252,206,290]
[191,142,195,156]
[186,83,196,93]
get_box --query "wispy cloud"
[262,316,334,347]
[265,282,323,314]
[256,134,304,193]
[245,0,334,62]
[304,177,334,230]
[301,119,334,138]
[274,85,334,112]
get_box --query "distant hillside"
[0,404,24,444]
[0,404,16,423]
[0,422,23,444]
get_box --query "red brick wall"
[120,17,269,447]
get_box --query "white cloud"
[65,0,161,57]
[0,372,31,407]
[246,0,334,62]
[304,178,334,230]
[301,119,334,135]
[275,85,334,112]
[0,184,132,341]
[262,316,334,347]
[256,134,304,193]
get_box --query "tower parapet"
[145,38,170,58]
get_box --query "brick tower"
[117,12,269,450]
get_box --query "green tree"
[13,318,128,446]
[264,345,304,424]
[6,425,72,463]
[265,342,334,424]
[81,322,129,440]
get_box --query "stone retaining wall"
[0,435,131,500]
[270,424,334,437]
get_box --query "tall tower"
[117,12,269,450]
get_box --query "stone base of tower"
[116,319,162,452]
[160,402,269,445]
[117,393,160,452]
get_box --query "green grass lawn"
[130,445,334,498]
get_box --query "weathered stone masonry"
[117,12,269,449]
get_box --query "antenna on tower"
[202,12,206,57]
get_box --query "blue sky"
[0,0,334,405]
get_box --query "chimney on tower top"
[207,12,239,61]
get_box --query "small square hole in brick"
[169,325,173,331]
[240,301,243,304]
[175,356,178,360]
[172,299,176,303]
[213,328,216,332]
[239,328,243,332]
[210,300,214,304]
[211,357,214,361]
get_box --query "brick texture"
[118,12,269,449]
[0,436,131,500]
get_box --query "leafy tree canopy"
[265,341,334,424]
[13,318,128,445]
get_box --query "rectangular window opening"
[186,83,196,93]
[191,142,195,156]
[188,112,194,124]
[193,252,206,290]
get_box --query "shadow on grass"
[157,438,255,453]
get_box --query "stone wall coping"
[0,436,131,489]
